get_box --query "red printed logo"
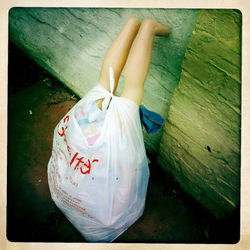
[57,115,98,175]
[70,152,99,175]
[58,115,69,136]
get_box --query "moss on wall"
[157,9,241,218]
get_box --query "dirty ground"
[7,43,240,243]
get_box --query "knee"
[140,19,170,36]
[127,16,141,26]
[140,19,155,30]
[139,19,159,36]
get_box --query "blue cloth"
[139,105,164,134]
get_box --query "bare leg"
[98,17,141,93]
[121,19,170,105]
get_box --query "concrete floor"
[7,43,240,243]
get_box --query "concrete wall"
[9,7,198,154]
[157,9,241,218]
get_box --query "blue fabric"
[139,105,164,134]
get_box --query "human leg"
[98,17,141,93]
[121,19,170,105]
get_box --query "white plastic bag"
[47,67,150,242]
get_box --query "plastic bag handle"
[109,67,115,95]
[102,67,115,110]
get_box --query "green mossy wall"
[9,8,198,154]
[157,9,241,218]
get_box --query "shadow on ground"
[7,43,240,243]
